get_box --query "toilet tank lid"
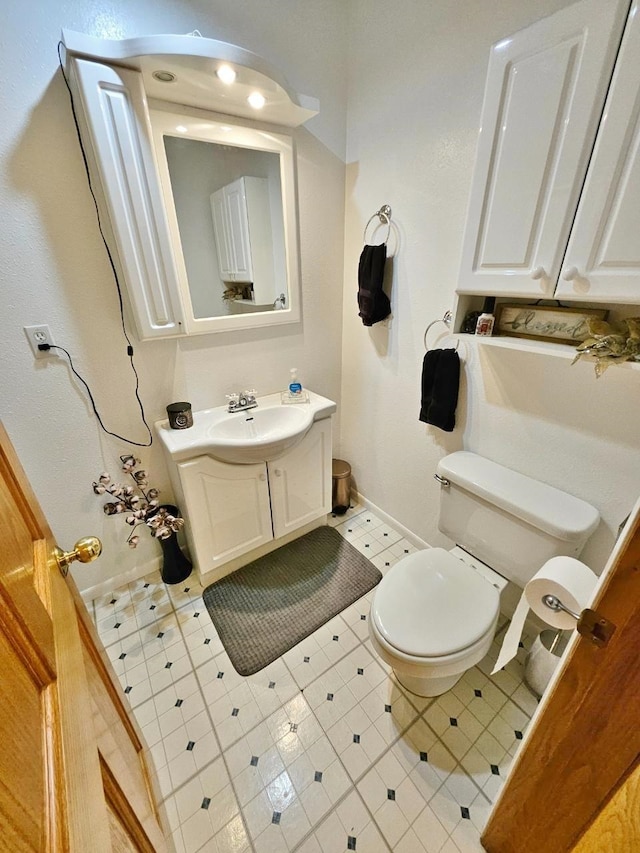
[437,451,599,542]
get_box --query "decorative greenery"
[92,455,184,548]
[573,316,640,377]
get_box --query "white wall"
[0,0,347,589]
[341,0,640,573]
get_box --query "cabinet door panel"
[457,0,629,298]
[210,189,234,279]
[178,457,272,573]
[269,420,332,539]
[70,59,184,338]
[225,180,253,283]
[558,0,640,303]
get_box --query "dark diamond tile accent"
[450,717,458,727]
[387,789,396,801]
[474,689,483,698]
[231,708,239,717]
[165,662,173,669]
[515,730,523,740]
[217,672,224,679]
[461,806,470,820]
[290,723,298,733]
[364,544,370,548]
[518,641,524,648]
[383,532,388,537]
[186,741,195,751]
[157,631,164,639]
[303,656,310,663]
[250,756,259,767]
[420,751,428,762]
[353,734,360,744]
[124,686,132,694]
[118,653,126,660]
[114,622,121,629]
[268,681,276,689]
[326,693,334,702]
[143,582,150,588]
[384,704,392,713]
[194,612,200,618]
[175,699,183,708]
[272,812,281,825]
[314,771,323,782]
[385,562,390,566]
[348,529,353,533]
[110,598,117,604]
[201,797,211,810]
[404,549,409,553]
[184,587,190,593]
[150,605,156,611]
[357,668,364,675]
[366,518,371,522]
[347,837,357,851]
[491,764,500,776]
[332,635,339,641]
[360,615,367,621]
[204,638,211,645]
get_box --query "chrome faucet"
[226,389,258,413]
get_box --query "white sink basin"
[156,391,336,464]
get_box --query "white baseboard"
[353,491,430,550]
[80,556,161,600]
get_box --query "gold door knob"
[55,536,102,576]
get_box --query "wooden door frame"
[483,502,640,852]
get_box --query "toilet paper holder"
[542,594,616,648]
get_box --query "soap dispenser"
[288,368,302,396]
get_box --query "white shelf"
[463,333,640,371]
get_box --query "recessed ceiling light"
[247,91,266,109]
[152,70,176,83]
[216,64,237,84]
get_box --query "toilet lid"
[371,549,500,657]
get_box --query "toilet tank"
[436,451,599,587]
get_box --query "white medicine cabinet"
[61,30,317,340]
[456,0,640,307]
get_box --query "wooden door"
[482,496,640,852]
[456,0,628,298]
[0,423,167,852]
[556,0,640,305]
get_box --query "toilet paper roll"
[491,556,597,675]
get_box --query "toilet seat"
[371,548,500,658]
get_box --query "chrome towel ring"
[363,204,392,244]
[423,310,460,352]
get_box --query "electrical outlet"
[24,325,56,359]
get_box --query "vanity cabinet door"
[210,188,235,280]
[224,179,254,283]
[178,457,273,574]
[556,1,640,305]
[456,0,628,299]
[269,419,332,539]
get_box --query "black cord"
[56,41,152,447]
[42,345,152,447]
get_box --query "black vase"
[154,505,192,585]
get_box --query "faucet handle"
[244,389,256,399]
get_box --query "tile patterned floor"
[88,505,539,853]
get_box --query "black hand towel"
[419,348,460,432]
[358,243,391,326]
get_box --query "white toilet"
[368,451,599,697]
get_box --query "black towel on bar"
[358,243,390,326]
[419,348,460,432]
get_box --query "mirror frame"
[150,106,301,334]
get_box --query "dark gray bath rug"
[202,525,382,676]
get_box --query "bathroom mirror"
[151,109,301,334]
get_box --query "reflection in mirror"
[151,110,300,335]
[163,137,287,319]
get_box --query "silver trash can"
[524,629,569,698]
[332,459,352,515]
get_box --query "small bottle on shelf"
[475,297,496,336]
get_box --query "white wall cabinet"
[176,419,332,578]
[457,0,635,303]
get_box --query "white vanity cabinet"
[176,419,332,579]
[210,176,278,305]
[457,0,637,303]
